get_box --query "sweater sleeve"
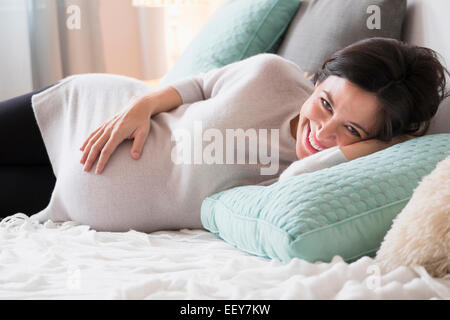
[278,146,348,182]
[168,71,210,104]
[168,63,230,104]
[167,53,291,105]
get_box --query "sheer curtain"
[0,0,169,100]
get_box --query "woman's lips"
[310,127,327,150]
[303,122,327,154]
[303,122,319,154]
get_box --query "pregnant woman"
[0,37,448,233]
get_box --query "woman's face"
[294,75,381,160]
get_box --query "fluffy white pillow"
[375,155,450,278]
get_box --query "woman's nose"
[316,120,337,143]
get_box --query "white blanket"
[1,213,449,300]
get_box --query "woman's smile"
[296,117,329,159]
[305,121,326,153]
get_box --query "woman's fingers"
[130,122,150,159]
[80,126,106,165]
[79,97,153,174]
[93,121,151,174]
[80,115,119,151]
[95,131,126,174]
[80,115,120,164]
[80,126,101,151]
[83,131,113,172]
[393,134,413,144]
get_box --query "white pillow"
[278,146,347,181]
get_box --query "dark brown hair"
[313,37,450,141]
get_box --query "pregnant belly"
[55,140,173,233]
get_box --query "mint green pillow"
[159,0,301,87]
[201,134,450,263]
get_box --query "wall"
[98,0,146,79]
[98,0,226,81]
[403,0,450,69]
[402,0,450,134]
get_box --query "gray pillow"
[428,97,450,134]
[277,0,406,73]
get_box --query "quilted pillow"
[200,134,450,263]
[159,0,301,87]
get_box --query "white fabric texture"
[1,213,449,299]
[29,53,315,233]
[278,146,348,181]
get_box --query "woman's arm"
[80,86,183,174]
[138,86,183,117]
[340,135,414,161]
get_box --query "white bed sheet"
[0,213,449,300]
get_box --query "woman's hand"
[340,134,414,161]
[79,95,153,174]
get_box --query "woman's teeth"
[308,130,324,151]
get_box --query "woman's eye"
[347,126,361,137]
[320,97,360,137]
[320,98,332,111]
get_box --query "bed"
[1,214,448,299]
[1,0,449,300]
